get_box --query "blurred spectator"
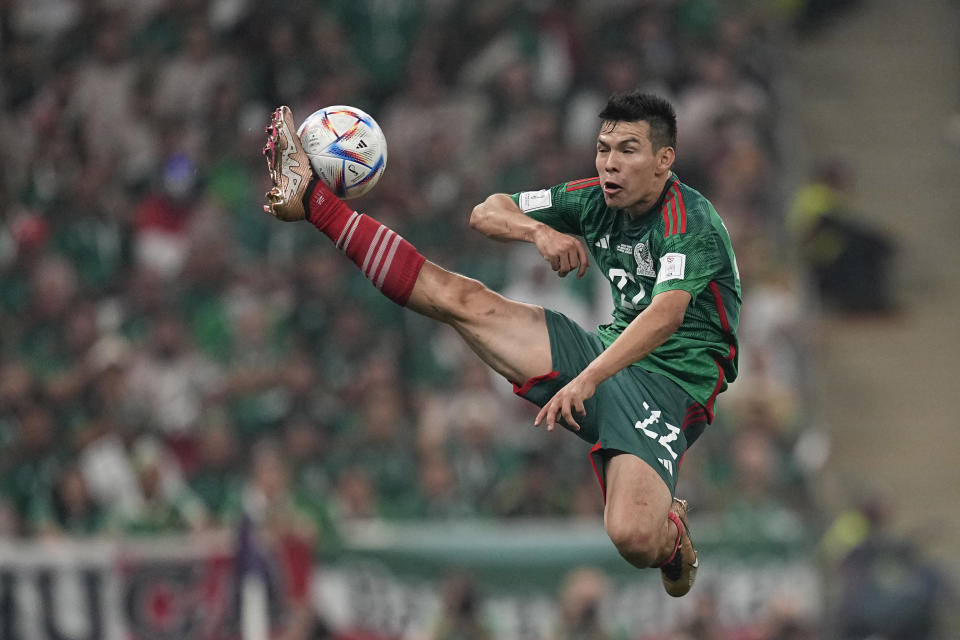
[124,308,224,468]
[132,153,202,278]
[188,416,244,525]
[28,464,106,537]
[0,359,38,427]
[68,11,137,167]
[282,416,333,499]
[820,494,947,639]
[717,426,807,543]
[334,387,418,518]
[152,18,236,121]
[789,158,898,313]
[554,566,612,640]
[77,410,144,526]
[430,572,492,640]
[410,454,467,519]
[0,403,61,533]
[110,437,209,535]
[666,588,730,640]
[332,465,380,521]
[18,255,79,377]
[0,212,51,322]
[242,438,338,555]
[489,451,570,518]
[327,0,428,101]
[834,535,944,639]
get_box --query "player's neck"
[625,175,673,219]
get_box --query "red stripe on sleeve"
[661,204,672,236]
[673,183,687,233]
[669,197,679,237]
[566,177,601,192]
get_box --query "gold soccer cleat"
[660,497,699,597]
[262,106,312,221]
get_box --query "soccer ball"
[297,105,388,200]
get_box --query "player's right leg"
[262,106,552,385]
[406,263,552,385]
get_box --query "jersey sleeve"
[651,223,722,300]
[509,182,584,236]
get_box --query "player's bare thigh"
[408,261,552,384]
[603,452,674,567]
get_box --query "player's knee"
[435,277,493,324]
[605,518,660,568]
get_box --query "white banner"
[0,526,820,640]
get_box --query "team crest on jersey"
[634,243,656,277]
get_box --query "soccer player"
[261,91,740,597]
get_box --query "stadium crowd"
[2,0,826,637]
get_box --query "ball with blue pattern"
[297,105,388,200]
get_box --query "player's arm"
[534,290,690,431]
[581,289,689,381]
[470,193,589,278]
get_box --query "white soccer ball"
[297,105,388,200]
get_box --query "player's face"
[595,120,674,216]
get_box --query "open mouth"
[603,181,623,196]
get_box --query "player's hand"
[534,375,597,432]
[532,227,589,278]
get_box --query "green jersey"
[511,175,741,419]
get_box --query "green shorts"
[513,310,708,497]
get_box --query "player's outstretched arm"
[535,290,691,431]
[470,194,589,278]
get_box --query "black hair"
[598,91,677,151]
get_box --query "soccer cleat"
[262,106,312,221]
[660,497,698,597]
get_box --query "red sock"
[659,511,684,566]
[303,178,425,306]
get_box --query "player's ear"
[656,146,675,173]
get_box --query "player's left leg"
[602,452,697,597]
[602,452,674,568]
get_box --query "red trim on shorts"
[705,361,725,422]
[588,441,606,502]
[681,407,706,432]
[565,177,601,192]
[512,370,560,396]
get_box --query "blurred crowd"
[2,0,829,637]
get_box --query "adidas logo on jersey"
[595,235,610,249]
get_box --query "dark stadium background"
[0,0,956,638]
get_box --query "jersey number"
[635,402,680,461]
[608,268,646,309]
